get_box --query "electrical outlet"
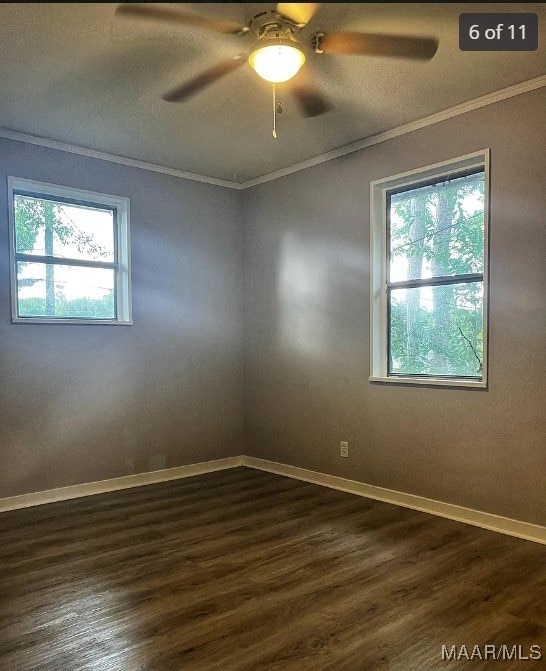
[340,441,349,458]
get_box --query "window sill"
[369,376,487,389]
[11,317,133,326]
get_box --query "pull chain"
[272,84,277,139]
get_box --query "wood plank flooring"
[0,466,544,671]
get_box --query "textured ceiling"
[0,3,544,182]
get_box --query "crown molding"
[0,75,543,191]
[0,127,242,190]
[240,74,546,189]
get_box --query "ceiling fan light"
[249,43,305,83]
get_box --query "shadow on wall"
[2,335,236,496]
[1,225,241,497]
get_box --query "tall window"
[370,151,489,387]
[8,178,131,325]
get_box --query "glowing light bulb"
[249,43,305,83]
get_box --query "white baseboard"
[242,456,546,545]
[0,456,243,512]
[2,454,543,545]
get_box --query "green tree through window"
[387,171,485,378]
[14,194,116,319]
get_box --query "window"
[8,177,131,325]
[370,151,489,387]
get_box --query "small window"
[370,151,489,387]
[8,178,131,325]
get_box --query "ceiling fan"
[115,3,439,119]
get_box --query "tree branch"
[456,319,482,373]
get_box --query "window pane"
[389,281,483,378]
[389,171,484,282]
[14,194,115,263]
[17,262,115,319]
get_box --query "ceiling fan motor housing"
[253,29,301,52]
[248,9,301,37]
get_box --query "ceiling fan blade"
[115,4,246,36]
[288,68,332,118]
[318,32,438,60]
[163,57,246,102]
[276,3,320,27]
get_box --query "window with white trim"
[370,151,489,387]
[8,178,131,325]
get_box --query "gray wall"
[243,88,546,526]
[1,88,544,526]
[0,138,244,498]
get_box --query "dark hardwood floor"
[0,467,544,671]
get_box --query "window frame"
[369,150,490,388]
[7,177,132,325]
